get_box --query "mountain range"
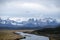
[0,17,60,30]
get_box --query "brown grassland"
[0,30,33,40]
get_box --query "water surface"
[16,32,49,40]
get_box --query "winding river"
[16,32,49,40]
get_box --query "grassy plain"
[0,30,33,40]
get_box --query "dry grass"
[0,30,33,40]
[0,30,21,40]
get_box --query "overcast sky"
[0,0,60,20]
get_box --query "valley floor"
[0,30,33,40]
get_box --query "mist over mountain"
[0,17,60,30]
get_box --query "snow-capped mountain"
[0,17,59,28]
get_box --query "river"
[16,32,49,40]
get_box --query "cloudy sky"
[0,0,60,20]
